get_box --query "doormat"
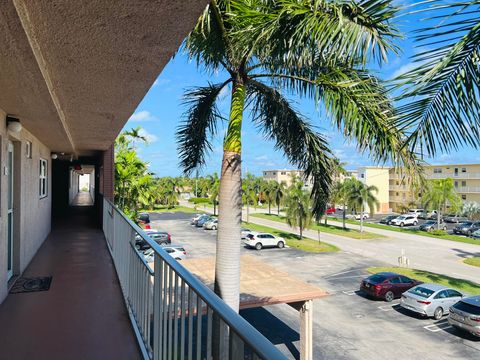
[9,276,52,294]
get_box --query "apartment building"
[263,169,306,187]
[389,164,480,212]
[357,167,391,213]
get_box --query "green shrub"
[430,229,448,236]
[188,197,211,204]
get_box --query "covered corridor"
[0,206,141,360]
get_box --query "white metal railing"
[428,172,480,179]
[455,186,480,193]
[102,198,286,360]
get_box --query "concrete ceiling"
[0,0,208,156]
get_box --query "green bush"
[188,197,211,204]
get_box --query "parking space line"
[324,269,364,278]
[378,303,400,312]
[342,290,357,296]
[326,274,366,280]
[423,322,452,333]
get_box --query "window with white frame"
[433,168,442,174]
[39,158,47,198]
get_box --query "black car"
[453,221,480,236]
[379,215,398,225]
[137,212,150,224]
[135,231,171,250]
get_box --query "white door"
[7,141,14,280]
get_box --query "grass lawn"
[366,267,480,295]
[329,217,480,246]
[140,205,200,214]
[251,213,384,240]
[243,222,339,253]
[464,257,480,267]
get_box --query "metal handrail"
[105,199,287,360]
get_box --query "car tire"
[255,243,263,250]
[400,222,405,227]
[467,230,472,236]
[385,291,394,302]
[277,241,285,249]
[212,225,217,230]
[427,227,433,232]
[413,221,418,226]
[433,307,443,320]
[443,226,447,231]
[160,241,168,246]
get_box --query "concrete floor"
[151,212,480,360]
[71,191,94,206]
[0,206,141,360]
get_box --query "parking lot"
[148,211,480,359]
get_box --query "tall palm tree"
[241,173,257,222]
[262,181,277,215]
[273,181,286,216]
[396,1,480,156]
[346,179,379,232]
[285,182,312,240]
[177,0,419,311]
[422,178,462,230]
[207,173,221,215]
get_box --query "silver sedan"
[400,284,465,320]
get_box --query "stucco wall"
[0,109,52,303]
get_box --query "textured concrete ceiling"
[0,0,207,155]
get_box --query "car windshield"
[424,221,436,225]
[460,221,473,226]
[368,274,387,284]
[408,287,435,298]
[453,301,480,315]
[397,216,406,220]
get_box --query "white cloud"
[129,110,158,122]
[138,128,158,143]
[152,78,171,88]
[391,62,419,79]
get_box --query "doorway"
[7,141,14,280]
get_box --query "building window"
[273,172,276,175]
[39,158,48,198]
[454,181,458,188]
[360,174,364,178]
[396,192,399,196]
[433,168,442,174]
[462,168,467,173]
[281,172,286,175]
[461,194,467,200]
[26,141,32,159]
[462,181,466,187]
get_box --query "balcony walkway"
[71,191,94,206]
[0,206,141,360]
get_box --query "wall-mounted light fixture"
[51,153,58,160]
[6,116,22,133]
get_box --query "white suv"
[391,214,418,227]
[244,233,285,250]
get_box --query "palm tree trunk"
[360,203,364,233]
[268,201,271,215]
[213,81,245,358]
[342,202,346,229]
[299,216,303,240]
[277,199,280,215]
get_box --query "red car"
[326,207,336,214]
[360,272,422,302]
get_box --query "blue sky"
[123,2,480,177]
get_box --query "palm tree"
[241,173,257,222]
[462,202,480,221]
[272,181,286,216]
[396,1,480,156]
[422,179,462,230]
[207,173,221,215]
[176,0,418,311]
[346,179,379,232]
[262,181,277,215]
[285,182,312,240]
[330,180,350,229]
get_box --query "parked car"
[407,209,425,216]
[453,221,480,236]
[346,212,369,220]
[380,215,399,225]
[471,230,480,239]
[196,215,214,227]
[203,219,218,230]
[360,272,422,302]
[400,284,464,319]
[444,214,469,223]
[426,210,439,220]
[241,228,252,239]
[191,214,209,226]
[391,215,418,227]
[244,233,285,250]
[135,231,171,250]
[419,220,447,232]
[143,245,187,262]
[137,212,150,224]
[448,295,480,337]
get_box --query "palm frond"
[247,80,333,217]
[233,0,400,68]
[176,81,230,174]
[395,0,480,156]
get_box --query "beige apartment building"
[265,164,480,215]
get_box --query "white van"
[407,209,425,216]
